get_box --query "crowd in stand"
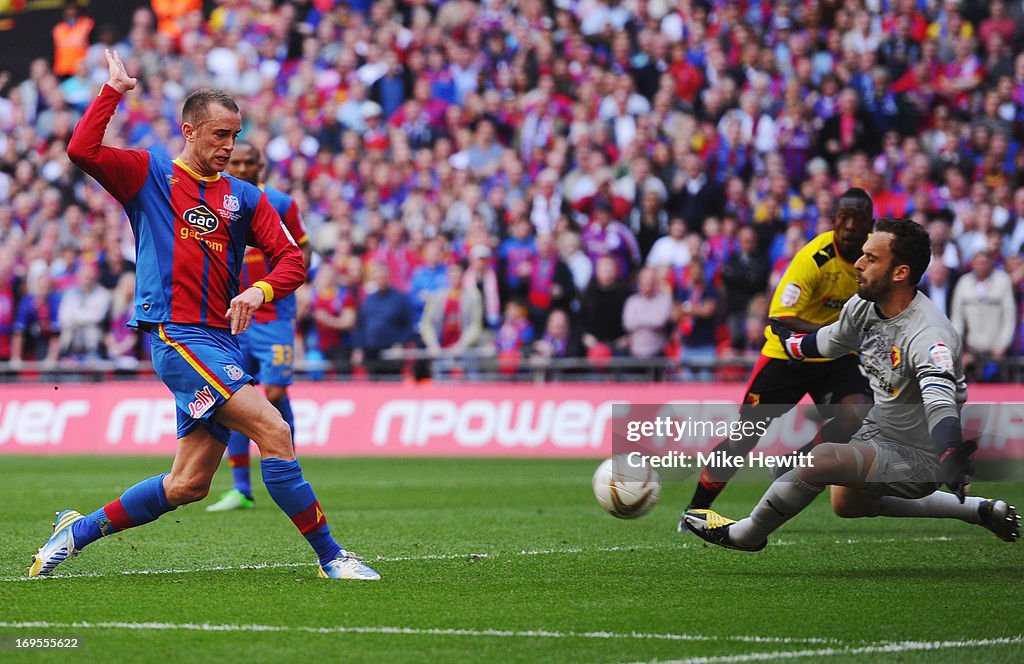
[0,0,1022,381]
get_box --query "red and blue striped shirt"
[68,85,304,330]
[239,185,307,324]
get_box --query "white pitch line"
[0,621,846,646]
[642,636,1024,663]
[1,535,960,583]
[2,543,674,582]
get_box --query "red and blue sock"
[71,474,176,548]
[260,457,342,566]
[226,432,254,500]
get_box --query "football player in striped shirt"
[28,50,378,580]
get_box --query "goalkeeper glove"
[768,317,806,361]
[938,440,977,503]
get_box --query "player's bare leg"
[215,384,294,459]
[164,428,230,505]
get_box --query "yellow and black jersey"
[762,231,858,362]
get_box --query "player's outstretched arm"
[773,296,867,361]
[67,48,147,204]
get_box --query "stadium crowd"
[0,0,1022,381]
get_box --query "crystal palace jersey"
[67,85,304,330]
[239,185,308,324]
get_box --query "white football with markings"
[592,456,660,519]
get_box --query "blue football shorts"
[236,318,296,387]
[150,323,254,444]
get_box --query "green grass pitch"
[1,456,1022,663]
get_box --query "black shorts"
[740,354,871,421]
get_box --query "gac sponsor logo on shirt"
[183,205,219,234]
[180,205,225,251]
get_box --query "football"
[592,456,660,519]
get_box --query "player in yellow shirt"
[680,188,875,519]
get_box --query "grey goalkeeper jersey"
[816,292,967,452]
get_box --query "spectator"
[1,0,1022,380]
[420,261,484,377]
[879,13,922,81]
[646,217,692,273]
[365,221,418,294]
[98,234,135,290]
[408,238,449,325]
[352,262,415,376]
[310,260,358,368]
[579,255,630,356]
[622,267,673,360]
[464,119,504,179]
[558,231,593,296]
[817,88,877,168]
[11,272,61,367]
[57,261,110,361]
[668,152,724,234]
[463,245,501,329]
[104,271,144,369]
[951,251,1016,381]
[629,179,670,261]
[511,231,576,333]
[498,216,537,295]
[928,213,962,270]
[0,247,19,361]
[674,260,722,380]
[529,168,566,235]
[580,199,641,280]
[532,309,581,362]
[720,227,770,351]
[921,260,959,320]
[494,300,534,360]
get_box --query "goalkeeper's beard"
[856,276,888,302]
